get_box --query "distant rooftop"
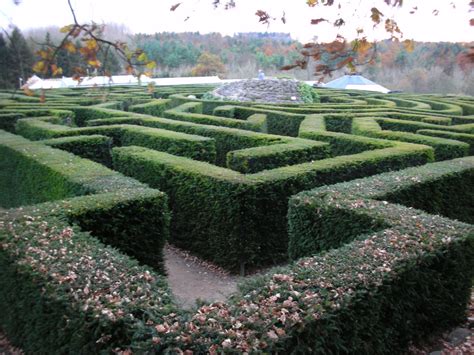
[323,74,390,93]
[23,75,225,90]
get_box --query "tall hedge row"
[0,207,177,353]
[0,130,170,271]
[352,117,469,161]
[15,118,218,162]
[42,134,113,166]
[129,98,171,116]
[113,142,432,272]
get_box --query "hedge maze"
[0,85,473,353]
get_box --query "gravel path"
[164,244,240,309]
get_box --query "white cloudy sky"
[0,0,473,42]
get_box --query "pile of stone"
[210,78,304,104]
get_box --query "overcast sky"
[0,0,473,42]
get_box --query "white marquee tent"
[323,74,390,93]
[23,75,226,90]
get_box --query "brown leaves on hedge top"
[0,210,177,332]
[167,199,469,352]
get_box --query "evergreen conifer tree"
[8,27,34,88]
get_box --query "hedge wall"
[0,112,25,131]
[164,102,261,131]
[0,130,169,271]
[0,206,177,353]
[3,163,472,353]
[227,139,330,173]
[352,117,469,161]
[214,105,307,136]
[113,141,432,272]
[70,106,129,126]
[129,99,171,117]
[299,114,405,156]
[89,114,297,166]
[1,86,472,353]
[15,118,218,162]
[288,156,474,259]
[272,157,474,353]
[42,134,113,166]
[418,129,474,155]
[0,130,90,208]
[119,125,217,163]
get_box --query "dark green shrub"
[113,142,432,272]
[227,139,330,173]
[352,117,469,161]
[0,207,177,353]
[0,113,25,131]
[129,99,171,116]
[0,130,169,270]
[42,134,113,166]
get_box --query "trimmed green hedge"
[408,97,463,115]
[164,102,261,131]
[214,105,307,136]
[0,112,25,131]
[288,156,474,258]
[113,141,432,272]
[0,130,169,271]
[129,99,171,116]
[375,116,456,133]
[300,114,405,156]
[70,106,129,126]
[0,206,177,353]
[418,129,474,155]
[87,114,299,166]
[384,112,452,125]
[278,157,474,353]
[352,117,469,161]
[227,139,330,173]
[1,176,472,353]
[63,190,170,271]
[0,108,74,120]
[120,125,217,162]
[15,118,217,162]
[0,86,473,354]
[385,96,432,110]
[167,92,251,114]
[42,134,113,166]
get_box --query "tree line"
[0,26,473,95]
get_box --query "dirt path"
[164,244,240,309]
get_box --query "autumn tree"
[28,0,155,81]
[8,0,474,84]
[191,52,226,77]
[208,0,474,79]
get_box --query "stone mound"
[211,78,305,104]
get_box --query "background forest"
[1,24,473,95]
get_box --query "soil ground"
[164,244,240,309]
